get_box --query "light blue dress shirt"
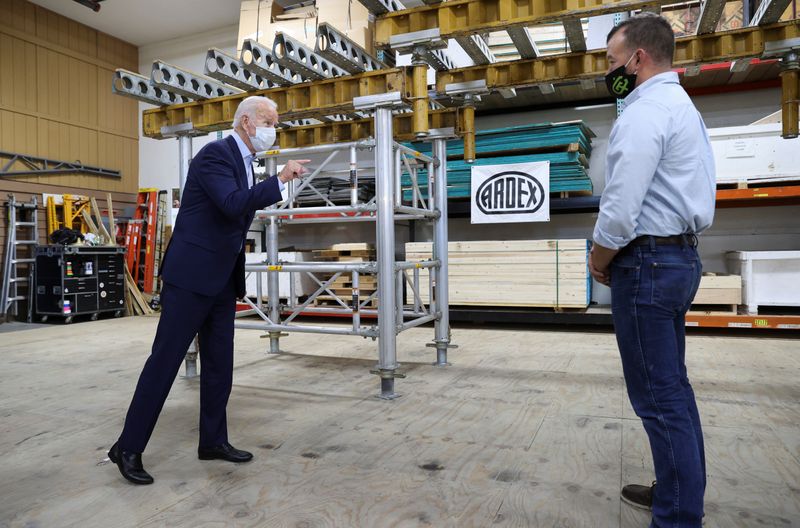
[593,71,716,250]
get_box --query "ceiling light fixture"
[72,0,104,12]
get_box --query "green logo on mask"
[612,76,629,95]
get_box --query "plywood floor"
[0,316,798,528]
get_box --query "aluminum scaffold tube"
[264,157,282,354]
[429,129,456,366]
[374,103,400,399]
[234,104,446,398]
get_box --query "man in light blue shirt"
[589,14,715,528]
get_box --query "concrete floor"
[0,316,798,527]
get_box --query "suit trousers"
[118,276,237,453]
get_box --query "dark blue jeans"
[610,240,706,528]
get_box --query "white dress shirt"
[231,132,284,190]
[593,71,716,250]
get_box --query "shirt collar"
[623,71,680,107]
[231,131,255,164]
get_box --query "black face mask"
[605,52,638,99]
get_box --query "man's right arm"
[194,145,283,218]
[592,102,670,252]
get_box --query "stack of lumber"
[401,121,595,201]
[312,243,377,308]
[405,239,591,309]
[690,273,742,313]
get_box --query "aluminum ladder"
[1,194,38,320]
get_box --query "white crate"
[245,251,316,300]
[708,123,800,186]
[725,251,800,315]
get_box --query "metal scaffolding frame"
[235,93,453,398]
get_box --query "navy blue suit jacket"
[161,135,283,298]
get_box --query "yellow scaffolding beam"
[375,0,729,47]
[275,109,462,149]
[143,69,405,139]
[438,20,800,91]
[141,20,800,143]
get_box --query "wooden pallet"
[310,244,379,308]
[688,304,739,315]
[313,243,376,262]
[328,276,377,287]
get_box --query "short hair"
[607,13,675,66]
[233,96,278,128]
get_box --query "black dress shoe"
[198,442,253,463]
[620,481,654,511]
[108,442,154,485]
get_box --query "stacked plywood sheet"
[401,121,595,201]
[312,243,377,308]
[405,239,591,309]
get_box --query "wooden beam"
[375,0,701,47]
[139,20,800,141]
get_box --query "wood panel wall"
[0,0,140,319]
[0,0,139,193]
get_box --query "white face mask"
[249,126,276,152]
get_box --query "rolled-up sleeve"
[592,102,670,250]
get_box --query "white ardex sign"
[470,161,550,224]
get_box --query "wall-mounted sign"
[470,161,550,224]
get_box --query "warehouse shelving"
[111,3,800,343]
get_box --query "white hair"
[233,96,278,128]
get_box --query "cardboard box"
[237,0,374,57]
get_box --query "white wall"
[137,24,239,193]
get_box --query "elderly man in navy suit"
[109,96,308,485]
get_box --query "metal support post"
[375,104,399,397]
[394,147,403,208]
[265,157,282,353]
[780,53,799,139]
[180,134,197,377]
[427,129,457,366]
[354,92,406,399]
[350,145,359,207]
[352,271,361,333]
[411,50,430,138]
[764,40,800,139]
[460,98,477,163]
[161,123,204,378]
[178,135,192,196]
